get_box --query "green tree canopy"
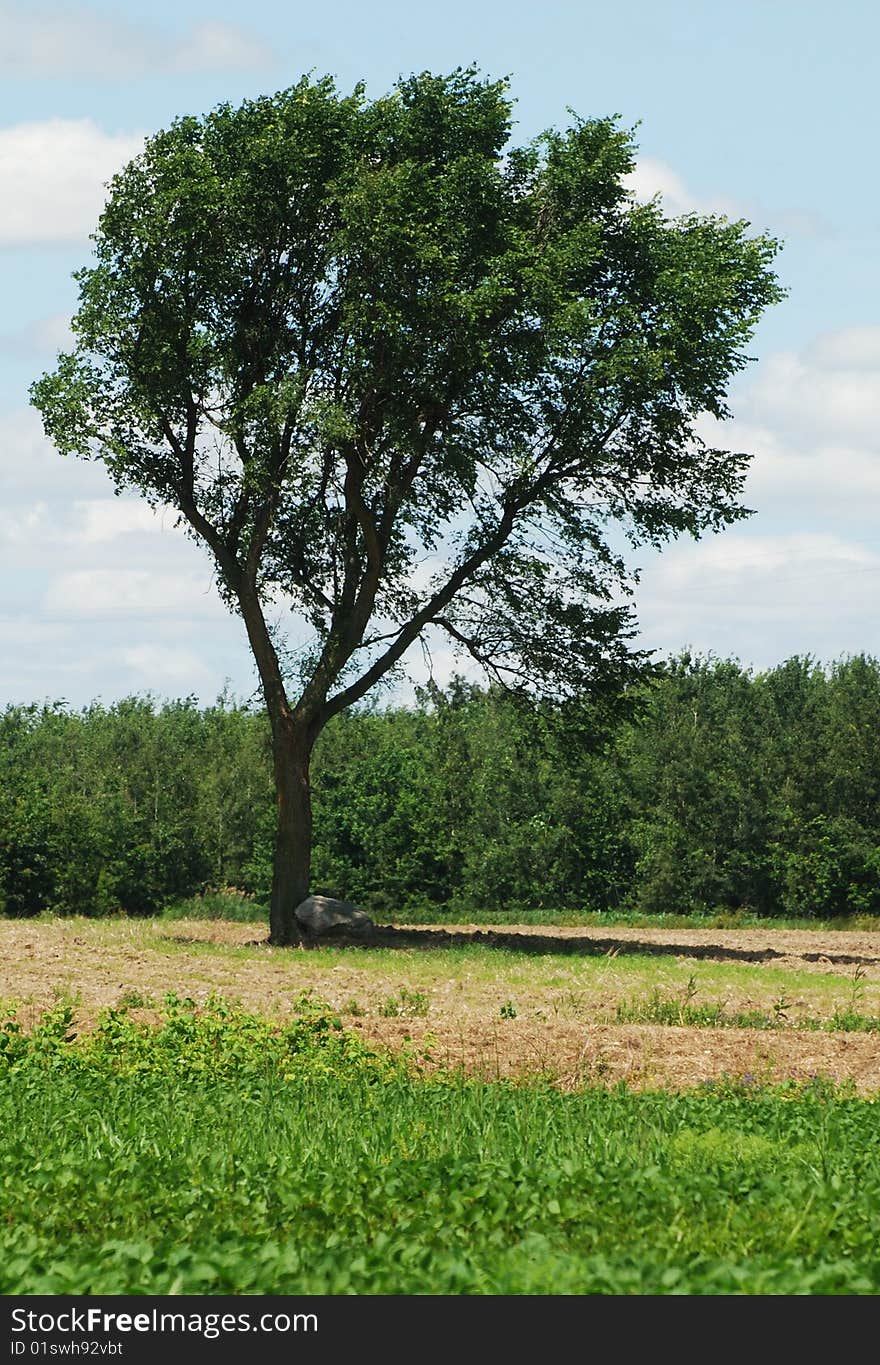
[31,68,783,942]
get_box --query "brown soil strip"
[2,918,879,1093]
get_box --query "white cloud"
[624,156,831,236]
[0,4,272,78]
[76,499,171,543]
[0,617,75,648]
[635,532,880,667]
[3,315,880,703]
[0,495,185,579]
[624,157,729,219]
[119,644,213,687]
[715,325,880,525]
[0,501,52,546]
[0,408,115,497]
[647,531,878,589]
[0,119,145,246]
[0,409,246,704]
[396,630,482,697]
[174,21,271,73]
[740,425,880,522]
[804,325,880,371]
[630,323,880,666]
[43,568,226,618]
[675,325,880,531]
[0,313,73,355]
[746,350,880,446]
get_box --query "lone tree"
[32,69,782,943]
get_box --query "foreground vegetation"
[2,995,879,1295]
[3,652,880,922]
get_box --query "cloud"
[119,643,214,687]
[745,350,880,447]
[174,21,271,73]
[76,499,172,543]
[43,568,226,618]
[635,532,880,668]
[0,4,272,78]
[804,325,880,371]
[715,325,880,524]
[624,157,733,219]
[3,317,880,704]
[0,408,115,497]
[0,119,145,247]
[624,156,831,237]
[0,409,246,705]
[646,531,879,590]
[0,497,175,553]
[737,424,880,524]
[0,501,52,547]
[0,625,235,702]
[0,313,73,356]
[629,323,880,667]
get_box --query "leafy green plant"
[2,998,880,1294]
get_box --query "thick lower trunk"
[235,585,324,945]
[268,727,315,945]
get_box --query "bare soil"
[3,918,880,1093]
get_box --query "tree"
[31,68,783,943]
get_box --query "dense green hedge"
[2,653,880,919]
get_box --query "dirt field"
[3,917,880,1092]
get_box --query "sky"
[0,0,878,709]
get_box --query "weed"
[550,990,588,1019]
[827,1002,880,1033]
[51,984,82,1009]
[162,888,264,923]
[616,989,880,1034]
[116,990,154,1010]
[378,988,429,1019]
[847,964,867,1011]
[500,1000,518,1020]
[615,989,726,1028]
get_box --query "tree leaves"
[31,68,783,725]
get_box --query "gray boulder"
[293,894,375,939]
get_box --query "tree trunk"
[235,586,323,946]
[268,723,315,945]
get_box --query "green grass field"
[2,994,880,1295]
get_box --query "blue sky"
[1,0,878,706]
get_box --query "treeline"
[2,653,880,920]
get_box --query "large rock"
[293,894,375,939]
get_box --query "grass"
[612,963,880,1031]
[158,891,880,935]
[616,991,880,1032]
[378,987,430,1018]
[161,888,265,923]
[2,994,880,1295]
[6,915,879,1032]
